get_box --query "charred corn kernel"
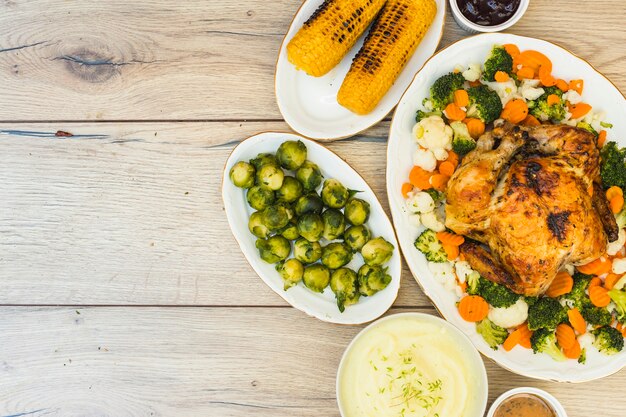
[337,0,437,114]
[286,0,386,77]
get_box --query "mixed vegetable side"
[230,140,395,312]
[402,43,625,361]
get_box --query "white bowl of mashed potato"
[337,312,488,417]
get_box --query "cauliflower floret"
[408,213,422,227]
[454,260,474,284]
[613,275,626,291]
[519,79,545,101]
[578,332,595,349]
[433,148,449,161]
[413,148,437,172]
[412,115,453,152]
[483,79,519,106]
[462,63,481,82]
[607,229,626,256]
[488,298,529,329]
[406,191,435,214]
[420,211,445,232]
[563,264,575,276]
[563,90,583,105]
[583,110,607,133]
[428,261,455,286]
[612,258,626,274]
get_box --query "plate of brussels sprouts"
[223,132,401,324]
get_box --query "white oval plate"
[223,132,401,324]
[275,0,446,141]
[387,33,626,382]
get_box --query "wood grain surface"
[1,0,625,416]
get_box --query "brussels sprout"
[277,258,304,290]
[294,194,324,216]
[246,186,275,211]
[297,213,324,242]
[321,179,349,209]
[343,225,371,251]
[248,211,270,238]
[344,197,370,226]
[280,223,300,240]
[275,176,303,203]
[250,153,278,169]
[276,140,307,170]
[256,164,284,191]
[303,263,331,293]
[322,209,346,241]
[229,161,256,188]
[361,237,394,266]
[293,238,322,263]
[261,205,290,231]
[358,264,392,296]
[256,236,291,263]
[275,200,295,221]
[330,268,360,312]
[296,161,323,192]
[321,242,353,269]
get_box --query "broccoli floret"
[476,318,509,350]
[414,229,447,263]
[466,85,503,124]
[482,46,514,82]
[608,288,626,324]
[600,142,626,189]
[476,276,520,308]
[524,296,539,307]
[415,109,443,123]
[580,303,613,327]
[528,86,567,122]
[425,189,442,203]
[578,348,587,364]
[450,121,477,155]
[576,122,598,137]
[530,328,567,361]
[429,72,466,111]
[564,273,592,307]
[527,297,566,331]
[592,325,624,355]
[466,271,481,295]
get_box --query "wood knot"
[59,49,121,83]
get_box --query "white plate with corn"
[275,0,445,141]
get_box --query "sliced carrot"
[568,102,592,119]
[501,99,529,124]
[439,160,456,177]
[457,279,467,293]
[430,174,450,192]
[457,295,489,322]
[514,50,552,73]
[605,186,623,201]
[436,231,465,246]
[598,130,607,148]
[568,308,587,334]
[503,329,522,351]
[577,258,612,276]
[569,79,584,95]
[556,324,577,350]
[444,102,467,121]
[616,322,626,338]
[547,94,561,106]
[465,118,486,138]
[545,271,574,298]
[443,243,460,260]
[503,43,520,58]
[604,273,622,290]
[517,323,533,349]
[589,277,602,288]
[446,151,460,168]
[516,66,535,79]
[494,71,510,82]
[401,182,413,199]
[589,285,611,307]
[454,89,469,107]
[555,78,569,92]
[538,66,556,87]
[610,194,624,214]
[409,166,433,190]
[563,339,581,360]
[469,80,482,87]
[520,114,541,127]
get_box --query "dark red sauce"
[456,0,521,26]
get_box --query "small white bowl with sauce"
[336,312,488,417]
[449,0,530,33]
[487,387,568,417]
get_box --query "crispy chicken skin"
[446,123,617,296]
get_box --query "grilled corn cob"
[287,0,386,77]
[337,0,437,114]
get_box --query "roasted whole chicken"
[445,123,619,296]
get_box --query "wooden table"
[0,1,624,415]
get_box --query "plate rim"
[273,0,447,141]
[386,32,626,382]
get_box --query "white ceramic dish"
[386,33,626,381]
[449,0,529,33]
[336,312,488,417]
[275,0,446,141]
[223,132,401,324]
[486,387,568,417]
